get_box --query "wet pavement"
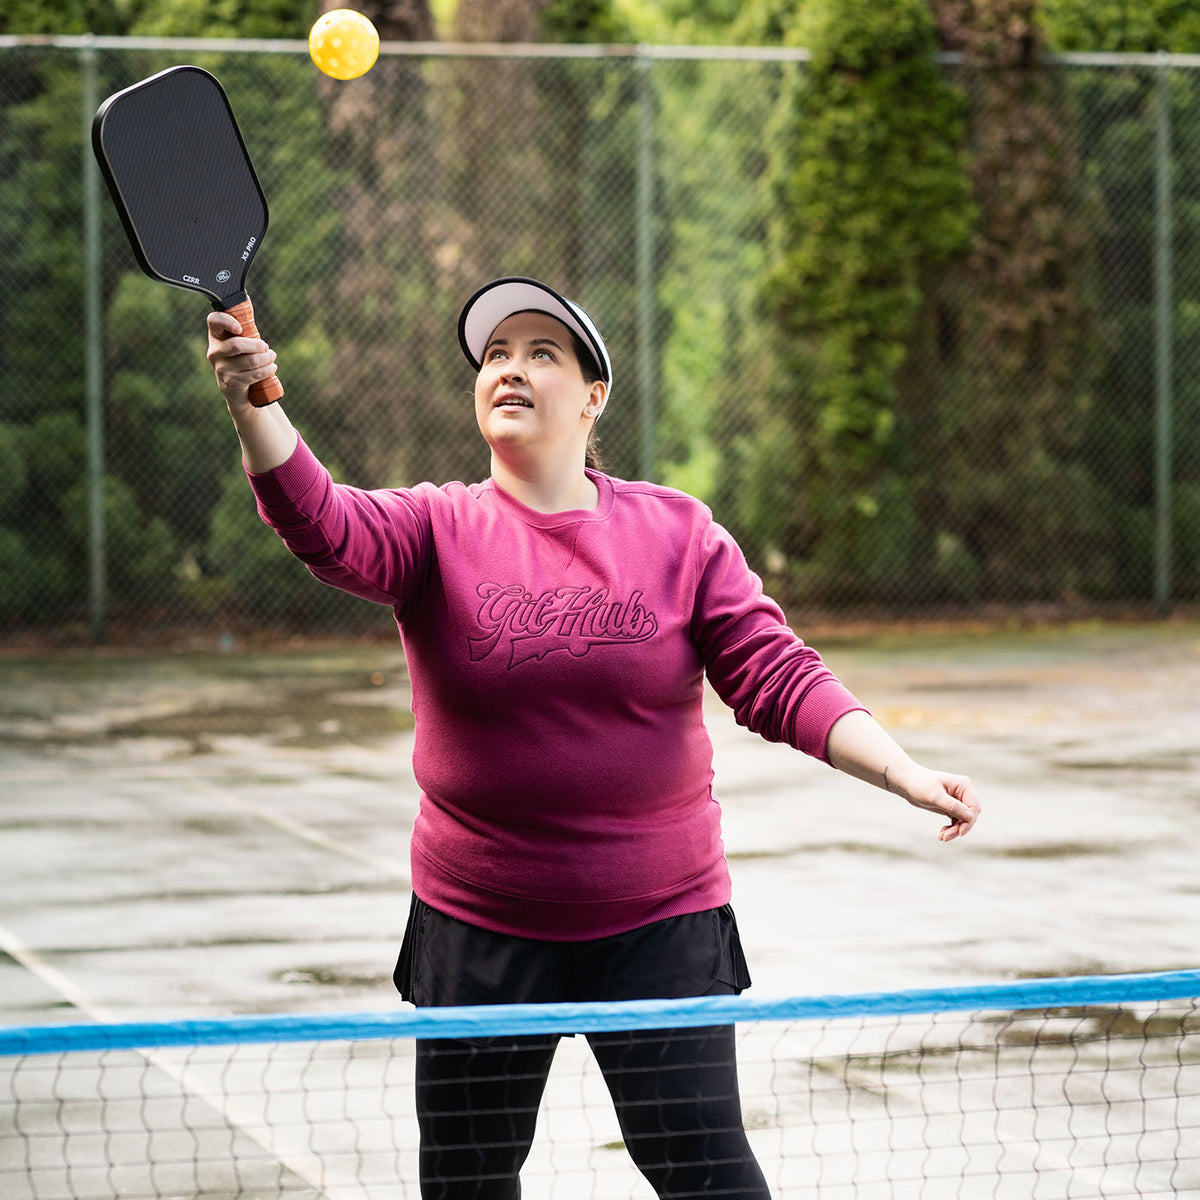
[1,622,1197,1026]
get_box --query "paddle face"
[93,66,282,403]
[94,65,267,307]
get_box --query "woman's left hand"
[825,710,981,842]
[893,766,980,842]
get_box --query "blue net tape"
[4,967,1198,1056]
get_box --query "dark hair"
[567,328,606,471]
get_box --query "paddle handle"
[224,294,284,406]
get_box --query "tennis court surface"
[1,621,1198,1197]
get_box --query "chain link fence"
[1,38,1197,642]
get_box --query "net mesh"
[2,973,1198,1200]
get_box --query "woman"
[207,277,980,1199]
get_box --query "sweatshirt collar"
[484,470,614,527]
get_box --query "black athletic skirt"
[393,895,752,1008]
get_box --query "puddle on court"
[990,841,1120,860]
[1052,753,1197,772]
[123,694,415,752]
[0,653,414,753]
[276,965,393,989]
[727,841,914,861]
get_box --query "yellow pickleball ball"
[308,9,380,81]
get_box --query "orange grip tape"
[224,296,284,406]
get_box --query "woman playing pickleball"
[206,277,980,1199]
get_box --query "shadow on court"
[1,621,1198,1026]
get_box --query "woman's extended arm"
[206,308,298,473]
[825,709,980,842]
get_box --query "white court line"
[184,778,411,881]
[0,922,387,1198]
[0,920,116,1023]
[1,771,412,1199]
[0,762,410,880]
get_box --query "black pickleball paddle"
[93,64,283,405]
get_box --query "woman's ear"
[585,379,608,420]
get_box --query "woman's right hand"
[206,309,279,414]
[205,309,297,472]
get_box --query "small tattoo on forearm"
[882,766,891,792]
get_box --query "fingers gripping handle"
[223,295,284,406]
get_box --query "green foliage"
[3,0,1198,629]
[24,413,87,494]
[206,472,314,615]
[0,0,319,37]
[540,0,628,43]
[1037,2,1200,601]
[1176,483,1200,596]
[770,0,973,448]
[906,0,1107,601]
[736,0,972,597]
[206,471,368,624]
[1041,0,1200,54]
[0,32,320,629]
[641,0,743,43]
[610,0,789,45]
[63,476,181,611]
[0,0,128,36]
[126,0,317,39]
[443,0,656,482]
[654,54,780,502]
[0,62,91,416]
[0,425,26,513]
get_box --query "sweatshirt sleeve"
[690,517,867,763]
[245,435,433,611]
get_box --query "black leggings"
[415,1024,771,1199]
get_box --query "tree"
[736,0,974,603]
[1040,0,1200,53]
[1041,0,1200,600]
[439,0,647,477]
[291,0,463,489]
[911,0,1105,600]
[0,1,127,36]
[0,0,334,628]
[125,0,313,39]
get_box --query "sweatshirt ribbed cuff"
[793,680,869,765]
[245,435,324,513]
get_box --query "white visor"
[457,276,612,390]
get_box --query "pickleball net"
[1,969,1197,1199]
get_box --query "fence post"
[1153,52,1174,614]
[82,37,106,640]
[635,47,656,481]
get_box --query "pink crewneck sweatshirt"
[248,438,865,940]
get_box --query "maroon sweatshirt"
[248,438,866,940]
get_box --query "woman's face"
[474,311,606,464]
